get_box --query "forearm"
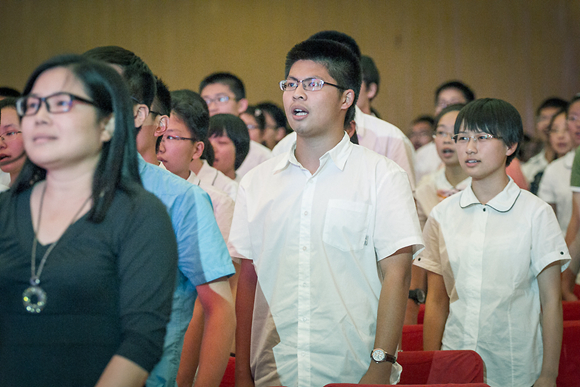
[193,280,236,387]
[176,298,204,387]
[538,264,564,383]
[95,355,148,387]
[235,259,257,385]
[404,265,427,325]
[422,272,449,351]
[362,249,412,384]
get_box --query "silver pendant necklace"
[22,184,91,313]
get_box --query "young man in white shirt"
[416,98,570,387]
[231,39,422,387]
[199,72,271,179]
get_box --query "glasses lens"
[22,97,40,116]
[48,93,72,113]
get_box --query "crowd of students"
[0,29,577,387]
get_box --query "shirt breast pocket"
[322,199,371,251]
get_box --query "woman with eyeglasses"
[0,55,178,387]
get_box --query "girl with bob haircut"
[0,54,178,386]
[208,113,250,180]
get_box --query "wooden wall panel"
[1,0,578,135]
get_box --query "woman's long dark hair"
[13,54,141,223]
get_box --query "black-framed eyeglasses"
[16,92,98,117]
[161,134,197,142]
[279,78,346,92]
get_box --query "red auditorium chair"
[417,303,426,324]
[562,300,580,321]
[557,320,580,386]
[219,356,236,387]
[402,324,423,351]
[397,350,485,384]
[326,384,490,387]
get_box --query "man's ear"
[154,115,168,137]
[506,142,518,157]
[236,98,249,115]
[366,83,378,100]
[133,104,150,128]
[345,120,357,138]
[341,90,355,110]
[191,140,205,161]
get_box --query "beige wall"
[1,0,579,135]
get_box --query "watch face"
[417,289,426,303]
[372,349,385,362]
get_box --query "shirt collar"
[354,105,365,137]
[273,132,353,174]
[460,177,521,212]
[564,149,576,169]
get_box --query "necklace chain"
[30,184,92,286]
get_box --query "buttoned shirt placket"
[296,164,317,387]
[458,203,487,349]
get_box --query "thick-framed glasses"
[279,78,346,92]
[452,132,502,144]
[161,134,196,143]
[0,130,21,142]
[16,92,97,116]
[433,131,454,140]
[203,95,232,106]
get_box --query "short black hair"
[243,106,266,132]
[412,114,435,127]
[170,89,214,164]
[208,114,250,170]
[536,97,568,116]
[434,104,465,128]
[455,98,522,166]
[153,76,171,116]
[199,72,245,100]
[285,39,361,126]
[0,87,21,98]
[15,54,141,222]
[308,30,362,59]
[435,80,475,104]
[83,46,156,109]
[0,97,17,110]
[256,101,288,132]
[566,94,580,114]
[361,55,380,95]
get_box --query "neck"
[139,147,159,165]
[470,171,510,204]
[137,130,159,165]
[9,171,20,185]
[444,163,469,187]
[294,130,344,174]
[224,168,236,180]
[544,146,556,162]
[176,169,190,180]
[357,101,371,115]
[190,158,203,175]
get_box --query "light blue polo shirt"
[138,155,234,387]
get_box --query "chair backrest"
[219,356,236,387]
[401,324,423,351]
[397,350,485,384]
[562,300,580,321]
[325,383,491,386]
[557,320,580,386]
[417,304,426,324]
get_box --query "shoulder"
[249,140,273,158]
[361,113,407,139]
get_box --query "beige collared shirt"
[196,159,239,201]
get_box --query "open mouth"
[292,107,309,117]
[465,159,480,165]
[441,148,454,155]
[0,154,9,162]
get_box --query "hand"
[359,362,392,385]
[561,268,578,301]
[533,374,557,387]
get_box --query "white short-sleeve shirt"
[272,106,416,188]
[186,172,237,259]
[415,179,570,387]
[230,133,423,387]
[538,149,574,235]
[236,140,272,179]
[196,159,239,201]
[522,150,549,183]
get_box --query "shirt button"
[301,317,307,322]
[483,208,486,212]
[304,211,308,216]
[302,246,307,251]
